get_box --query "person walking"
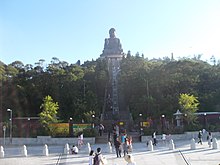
[115,124,120,136]
[93,147,107,165]
[114,137,122,158]
[127,136,133,152]
[198,130,203,145]
[98,124,105,136]
[89,150,95,165]
[152,131,157,146]
[122,137,128,157]
[78,132,84,149]
[207,131,212,147]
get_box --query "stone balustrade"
[141,131,220,142]
[0,137,95,146]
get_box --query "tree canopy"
[1,55,220,126]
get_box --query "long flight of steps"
[95,132,141,144]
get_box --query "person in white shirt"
[78,132,84,148]
[124,154,136,165]
[89,150,95,165]
[162,133,166,144]
[71,145,79,154]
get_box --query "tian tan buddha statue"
[102,28,123,55]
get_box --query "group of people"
[111,124,133,158]
[70,132,84,154]
[146,131,172,147]
[198,129,212,147]
[89,147,136,165]
[89,147,107,165]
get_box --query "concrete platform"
[0,138,219,165]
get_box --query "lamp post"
[161,114,165,133]
[203,113,207,129]
[139,113,143,135]
[92,114,95,128]
[7,109,12,144]
[27,118,30,137]
[69,117,73,137]
[184,113,188,130]
[3,125,6,146]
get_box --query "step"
[95,133,141,144]
[95,135,108,144]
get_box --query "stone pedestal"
[190,138,196,150]
[87,143,91,154]
[107,142,112,153]
[212,138,218,149]
[148,140,153,151]
[169,139,175,150]
[64,143,70,154]
[43,144,49,156]
[0,146,4,158]
[21,145,27,157]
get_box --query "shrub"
[82,128,97,137]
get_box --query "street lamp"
[3,125,6,146]
[139,113,143,135]
[69,117,73,137]
[7,109,12,144]
[92,114,95,128]
[203,113,207,129]
[184,113,188,130]
[161,114,165,133]
[27,118,30,137]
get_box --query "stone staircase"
[95,132,141,144]
[98,56,140,144]
[95,134,109,144]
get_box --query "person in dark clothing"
[152,131,157,146]
[207,131,212,147]
[114,137,122,158]
[198,130,203,145]
[98,124,104,136]
[122,137,128,156]
[113,132,117,145]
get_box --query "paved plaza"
[0,139,220,165]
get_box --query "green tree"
[39,95,59,134]
[178,93,199,124]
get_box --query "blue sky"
[1,0,220,65]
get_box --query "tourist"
[88,150,95,165]
[114,137,122,158]
[121,133,127,144]
[115,124,120,136]
[127,136,133,152]
[98,124,105,136]
[207,131,212,147]
[93,147,107,165]
[198,130,203,145]
[162,133,166,144]
[152,131,157,146]
[78,132,84,148]
[122,137,128,156]
[124,154,136,165]
[71,145,79,154]
[113,132,118,146]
